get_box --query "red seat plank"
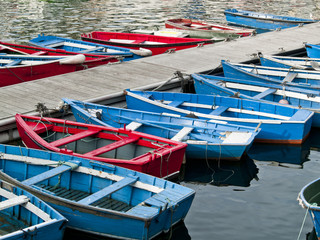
[51,129,100,147]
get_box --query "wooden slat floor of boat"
[2,23,320,133]
[38,184,132,212]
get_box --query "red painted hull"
[165,18,255,37]
[0,41,119,68]
[81,31,215,55]
[15,114,187,178]
[0,59,85,87]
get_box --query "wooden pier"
[1,22,320,142]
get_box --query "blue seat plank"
[253,88,277,99]
[209,106,229,116]
[6,59,22,67]
[79,47,105,53]
[78,176,139,205]
[290,110,309,121]
[168,101,184,107]
[22,161,80,186]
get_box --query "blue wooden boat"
[29,34,152,61]
[62,98,259,161]
[305,43,320,58]
[124,90,313,144]
[221,60,320,90]
[0,144,195,239]
[259,54,320,70]
[192,73,320,127]
[298,177,320,239]
[0,180,67,240]
[224,9,316,33]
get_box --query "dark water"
[2,0,320,239]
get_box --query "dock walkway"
[1,23,320,141]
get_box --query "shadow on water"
[179,154,259,187]
[247,137,312,167]
[63,220,191,240]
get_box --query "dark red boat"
[81,31,216,55]
[0,41,119,69]
[15,114,187,178]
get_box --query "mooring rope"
[296,203,313,240]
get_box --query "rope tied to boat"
[296,203,316,240]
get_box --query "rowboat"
[0,54,88,87]
[62,98,259,161]
[305,43,320,58]
[0,41,120,68]
[15,114,187,178]
[259,54,320,70]
[124,90,313,144]
[81,31,216,55]
[29,34,152,61]
[192,73,320,127]
[298,177,320,239]
[0,180,67,240]
[164,18,255,39]
[224,9,317,32]
[0,144,195,239]
[221,60,320,90]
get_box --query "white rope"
[297,204,313,240]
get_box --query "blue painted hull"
[124,90,314,144]
[192,74,320,127]
[298,177,320,239]
[224,9,316,32]
[29,34,148,61]
[0,144,195,240]
[0,181,66,240]
[305,43,320,58]
[221,60,320,90]
[63,98,258,160]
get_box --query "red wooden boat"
[15,114,187,178]
[165,18,255,39]
[0,41,119,68]
[0,54,95,87]
[81,31,216,55]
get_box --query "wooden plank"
[77,176,138,205]
[126,121,143,131]
[171,127,193,141]
[0,195,29,210]
[282,72,298,83]
[22,161,80,186]
[50,129,100,147]
[0,187,52,221]
[253,88,277,99]
[209,106,229,116]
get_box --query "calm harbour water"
[2,0,320,239]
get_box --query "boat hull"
[298,177,320,239]
[63,99,258,161]
[15,114,186,178]
[81,31,215,56]
[0,144,195,239]
[124,90,313,144]
[192,74,320,128]
[0,180,66,240]
[0,60,85,87]
[224,9,316,32]
[164,18,254,39]
[0,41,119,68]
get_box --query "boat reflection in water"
[247,138,311,168]
[64,220,191,240]
[180,154,259,187]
